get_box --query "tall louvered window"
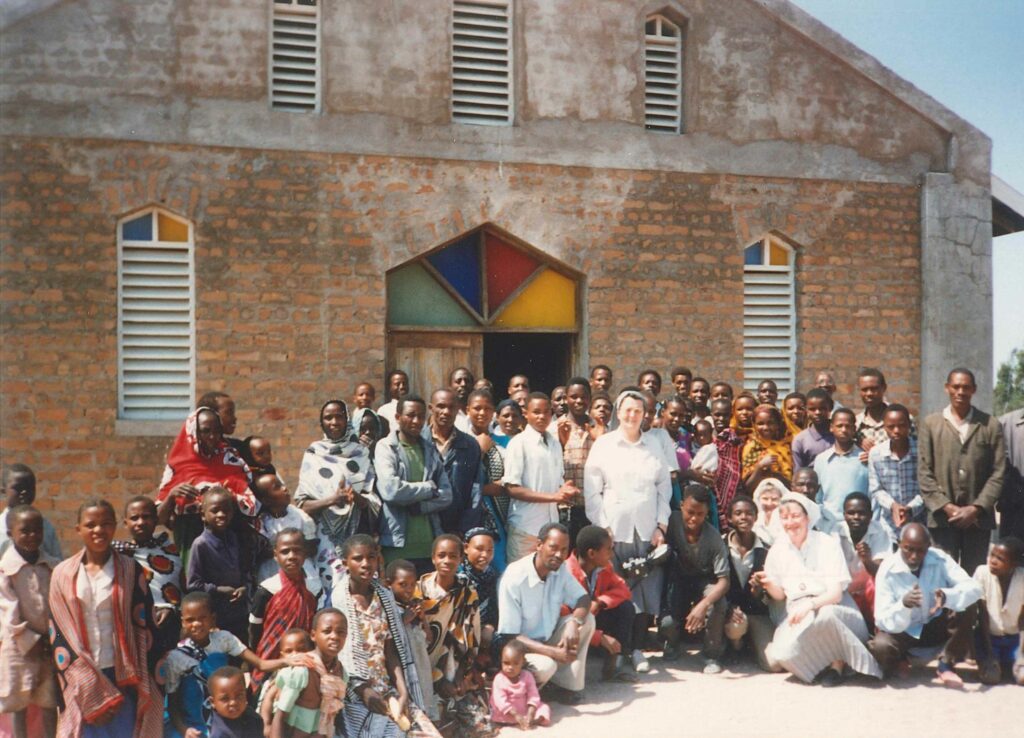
[743,234,796,394]
[117,209,195,420]
[644,14,683,133]
[270,0,321,112]
[452,1,513,126]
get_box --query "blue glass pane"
[122,213,153,241]
[744,243,763,266]
[427,234,482,313]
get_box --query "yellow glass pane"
[158,212,189,242]
[493,268,576,329]
[769,241,789,266]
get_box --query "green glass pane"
[387,262,478,327]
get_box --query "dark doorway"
[483,333,574,400]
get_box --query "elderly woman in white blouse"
[759,493,882,686]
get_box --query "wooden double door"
[386,331,483,399]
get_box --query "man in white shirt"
[496,522,595,704]
[869,523,982,686]
[584,389,671,673]
[448,366,475,433]
[503,393,578,562]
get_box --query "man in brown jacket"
[919,368,1006,575]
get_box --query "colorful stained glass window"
[158,213,190,243]
[386,228,579,331]
[744,242,762,266]
[122,213,153,241]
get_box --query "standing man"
[426,388,482,536]
[998,407,1024,539]
[590,365,613,396]
[584,389,672,674]
[449,366,475,433]
[815,370,844,410]
[919,368,1006,575]
[854,367,892,452]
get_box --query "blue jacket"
[375,432,453,548]
[433,428,484,535]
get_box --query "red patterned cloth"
[251,571,317,689]
[714,429,744,523]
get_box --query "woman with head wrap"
[760,493,882,686]
[352,406,388,458]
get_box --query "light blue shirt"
[874,546,982,638]
[813,446,869,528]
[497,552,586,641]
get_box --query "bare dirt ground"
[527,646,1021,738]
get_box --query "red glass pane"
[486,234,540,315]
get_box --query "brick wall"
[0,136,921,548]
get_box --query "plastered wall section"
[1,137,921,547]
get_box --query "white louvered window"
[743,234,796,395]
[117,209,195,420]
[270,0,321,113]
[644,14,683,133]
[452,1,513,126]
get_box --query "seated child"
[254,475,324,599]
[974,536,1024,685]
[48,499,162,736]
[386,558,437,721]
[459,528,500,661]
[271,608,348,738]
[565,525,637,682]
[0,506,59,738]
[259,629,314,736]
[250,529,320,690]
[835,492,891,630]
[660,485,730,674]
[0,464,62,559]
[186,487,253,641]
[689,420,719,475]
[241,436,278,479]
[489,640,551,730]
[207,666,264,738]
[164,591,304,738]
[751,479,783,545]
[113,495,184,654]
[720,496,775,671]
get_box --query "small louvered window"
[743,235,796,395]
[644,14,683,133]
[117,209,195,420]
[452,1,513,126]
[270,0,321,113]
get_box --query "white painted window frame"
[116,208,196,422]
[644,13,683,134]
[268,0,322,113]
[742,234,797,395]
[451,0,514,126]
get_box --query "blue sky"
[791,0,1024,383]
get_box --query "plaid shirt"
[868,437,924,538]
[856,406,917,449]
[561,417,593,506]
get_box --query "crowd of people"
[1,363,1023,738]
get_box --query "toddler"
[259,629,314,735]
[689,420,719,474]
[489,640,550,730]
[0,506,59,738]
[386,558,437,720]
[207,666,264,738]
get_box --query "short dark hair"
[467,388,494,405]
[124,495,156,514]
[831,408,856,424]
[857,367,887,385]
[805,388,834,407]
[537,521,569,542]
[690,376,710,388]
[181,591,214,612]
[884,403,911,422]
[670,366,692,380]
[2,463,35,492]
[432,533,464,555]
[78,498,116,523]
[711,381,733,395]
[197,391,230,410]
[342,533,378,557]
[282,628,314,650]
[208,665,244,689]
[590,391,611,405]
[449,366,474,382]
[664,394,695,413]
[385,558,418,581]
[566,376,592,394]
[590,364,612,377]
[728,495,757,515]
[502,639,528,660]
[638,369,662,384]
[272,527,306,549]
[576,525,611,557]
[682,484,712,508]
[843,491,871,508]
[312,607,347,630]
[6,504,42,529]
[994,536,1023,565]
[526,391,550,406]
[710,398,732,413]
[946,367,977,387]
[757,379,778,390]
[783,391,806,404]
[397,395,427,415]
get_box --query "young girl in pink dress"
[489,641,550,730]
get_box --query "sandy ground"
[523,646,1022,738]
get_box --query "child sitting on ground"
[271,608,348,738]
[186,487,254,641]
[113,495,184,654]
[565,525,638,683]
[386,558,437,721]
[254,475,323,601]
[0,506,59,738]
[835,492,891,630]
[207,666,264,738]
[974,536,1024,685]
[459,528,500,664]
[689,420,719,475]
[250,529,320,691]
[720,496,774,671]
[163,591,305,738]
[489,640,550,730]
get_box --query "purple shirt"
[186,528,249,636]
[791,424,835,471]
